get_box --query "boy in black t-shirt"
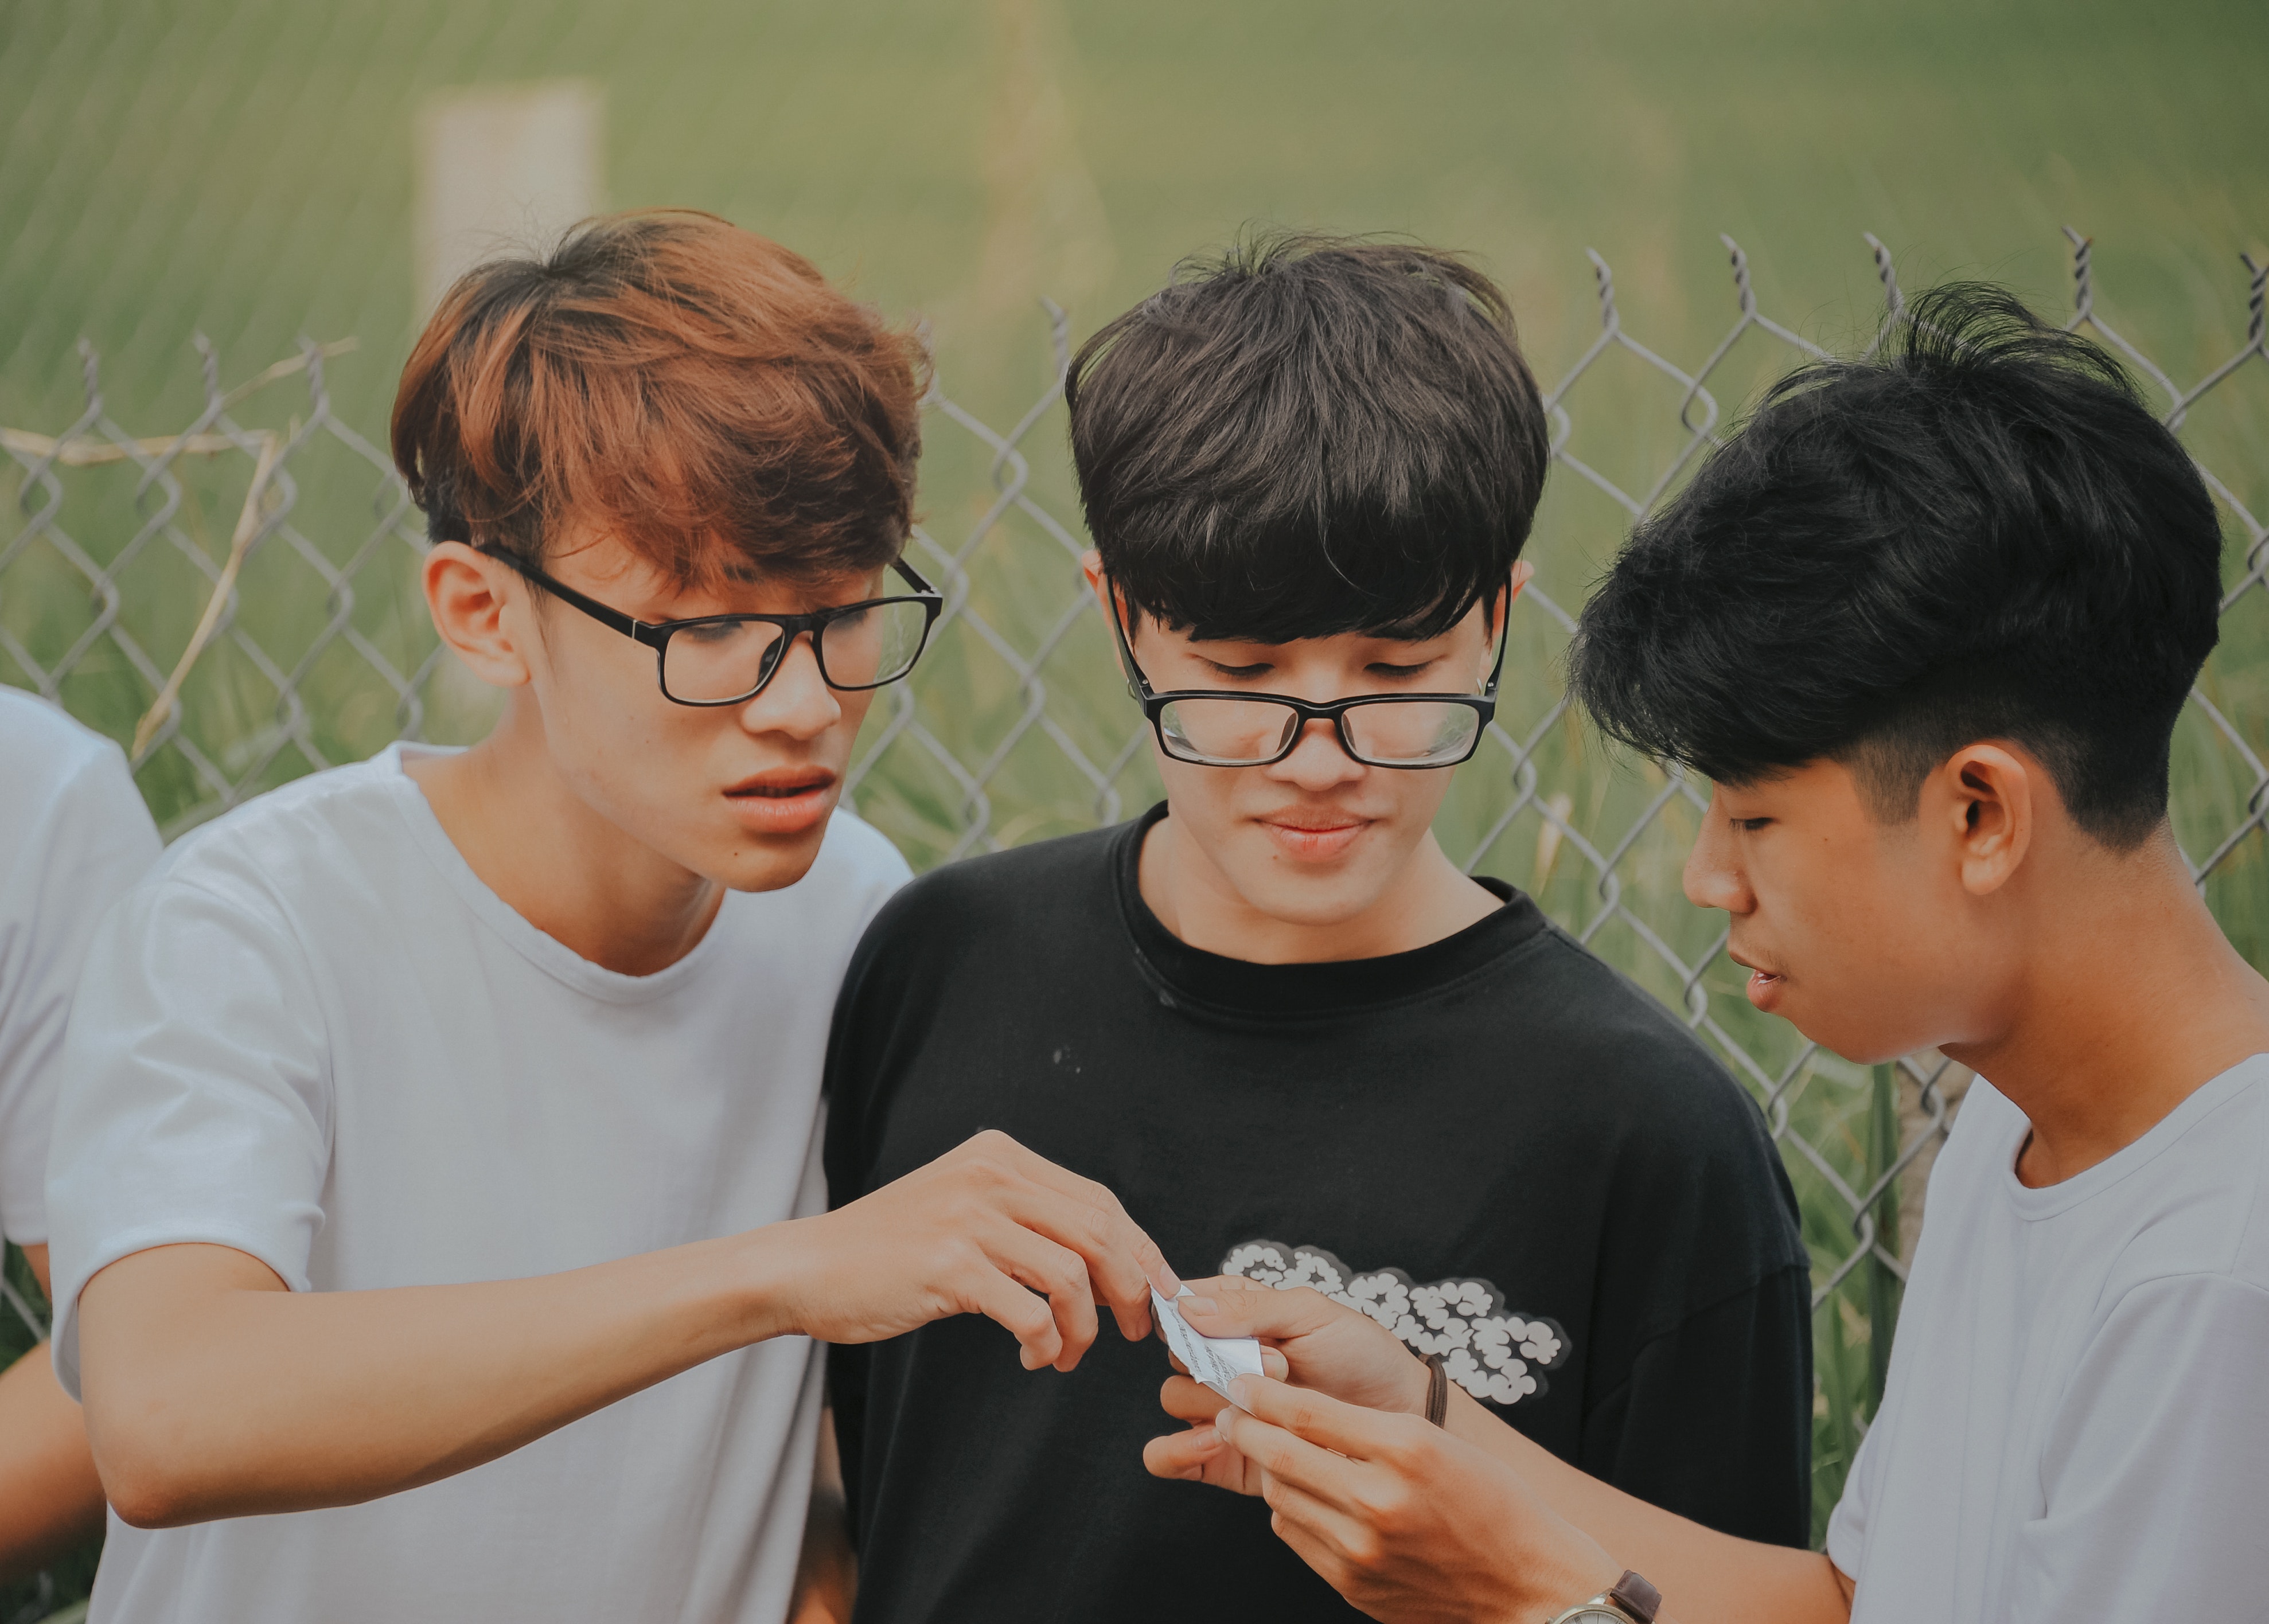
[823,235,1810,1623]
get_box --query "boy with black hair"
[1158,284,2269,1624]
[823,236,1812,1623]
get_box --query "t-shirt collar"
[1111,801,1549,1020]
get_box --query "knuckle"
[1364,1479,1413,1532]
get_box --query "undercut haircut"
[1066,232,1550,643]
[1570,282,2223,849]
[391,209,923,584]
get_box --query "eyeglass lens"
[661,599,933,702]
[1156,696,1481,767]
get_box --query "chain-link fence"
[5,228,2266,1536]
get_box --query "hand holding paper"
[1151,1287,1265,1400]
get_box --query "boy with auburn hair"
[1158,284,2269,1624]
[823,236,1812,1623]
[45,211,1175,1624]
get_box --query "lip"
[1257,810,1371,863]
[723,767,838,836]
[1729,948,1787,1012]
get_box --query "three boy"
[40,209,2248,1624]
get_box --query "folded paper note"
[1152,1287,1266,1401]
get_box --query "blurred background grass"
[3,0,2265,1585]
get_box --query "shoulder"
[855,821,1120,950]
[2118,1056,2269,1294]
[145,754,410,918]
[1511,922,1767,1136]
[0,692,137,823]
[0,688,115,770]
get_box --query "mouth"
[1256,809,1373,862]
[1729,948,1786,1010]
[723,767,838,836]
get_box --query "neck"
[403,695,724,978]
[1946,832,2269,1187]
[1139,815,1500,964]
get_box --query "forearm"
[79,1228,805,1527]
[1444,1388,1848,1624]
[0,1345,107,1581]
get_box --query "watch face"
[1561,1611,1629,1624]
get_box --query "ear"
[424,542,534,690]
[1937,743,2035,897]
[1492,561,1534,651]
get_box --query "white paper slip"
[1151,1287,1266,1401]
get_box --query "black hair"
[1569,282,2223,849]
[1065,232,1550,643]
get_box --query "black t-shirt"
[825,806,1812,1623]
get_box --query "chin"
[1235,872,1389,930]
[710,827,831,893]
[1782,1005,1940,1068]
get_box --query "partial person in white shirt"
[0,689,159,1581]
[1137,283,2269,1624]
[45,210,1177,1624]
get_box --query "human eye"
[1202,659,1272,682]
[1366,659,1437,681]
[1732,815,1774,833]
[677,617,752,646]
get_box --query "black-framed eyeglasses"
[1106,588,1506,770]
[480,546,944,706]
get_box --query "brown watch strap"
[1422,1353,1449,1427]
[1606,1571,1662,1623]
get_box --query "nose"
[736,631,842,741]
[1683,787,1755,916]
[1267,716,1366,791]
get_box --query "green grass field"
[3,0,2266,1594]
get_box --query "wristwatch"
[1545,1570,1662,1624]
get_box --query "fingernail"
[1157,1266,1183,1295]
[1226,1375,1254,1408]
[1214,1407,1238,1443]
[1181,1295,1219,1318]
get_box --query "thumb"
[1223,1372,1414,1463]
[1176,1281,1346,1341]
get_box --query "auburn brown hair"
[391,209,923,584]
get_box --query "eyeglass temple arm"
[891,555,942,598]
[474,544,652,641]
[1480,580,1514,697]
[1101,583,1155,702]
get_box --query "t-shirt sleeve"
[1822,1404,1877,1581]
[0,739,161,1246]
[1577,1262,1814,1547]
[45,872,332,1397]
[2006,1272,2269,1622]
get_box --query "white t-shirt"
[47,743,910,1624]
[0,688,159,1247]
[1828,1053,2269,1623]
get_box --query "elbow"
[85,1406,227,1530]
[98,1454,209,1531]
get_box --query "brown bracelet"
[1422,1352,1449,1427]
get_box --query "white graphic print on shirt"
[1220,1239,1570,1406]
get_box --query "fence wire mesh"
[6,229,2266,1529]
